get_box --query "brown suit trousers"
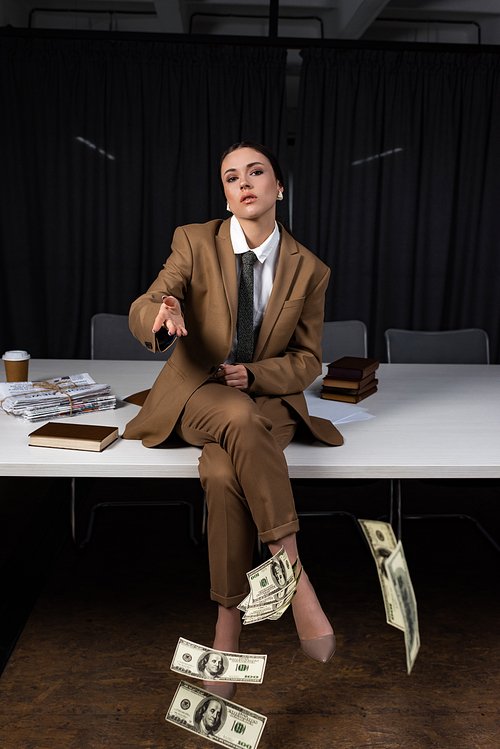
[175,381,301,607]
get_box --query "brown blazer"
[123,218,343,448]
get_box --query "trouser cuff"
[210,589,249,608]
[258,518,300,544]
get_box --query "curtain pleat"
[0,37,288,358]
[294,48,500,362]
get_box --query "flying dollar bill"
[170,638,267,684]
[385,541,421,675]
[246,547,295,602]
[358,519,405,631]
[166,680,267,749]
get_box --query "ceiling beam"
[387,0,500,12]
[153,0,185,33]
[336,0,393,39]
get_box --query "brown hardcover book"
[322,372,376,390]
[326,356,380,381]
[321,384,378,404]
[322,379,378,397]
[29,422,119,452]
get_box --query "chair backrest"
[322,320,368,362]
[385,328,490,364]
[91,313,175,361]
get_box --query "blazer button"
[209,366,216,374]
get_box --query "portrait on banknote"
[270,559,287,588]
[193,696,227,737]
[197,650,229,679]
[375,545,392,578]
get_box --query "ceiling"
[2,0,500,45]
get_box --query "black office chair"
[70,313,196,548]
[385,328,490,365]
[91,313,176,361]
[384,327,499,552]
[322,319,368,361]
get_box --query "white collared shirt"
[226,215,280,364]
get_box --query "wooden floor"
[0,477,499,749]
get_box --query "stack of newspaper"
[237,547,299,625]
[0,373,116,422]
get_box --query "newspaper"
[166,681,267,749]
[170,638,267,684]
[0,374,116,421]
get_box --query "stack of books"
[321,356,379,403]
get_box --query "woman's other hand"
[215,364,249,390]
[152,295,187,337]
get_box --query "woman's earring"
[226,202,232,213]
[277,190,284,201]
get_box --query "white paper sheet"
[304,390,375,425]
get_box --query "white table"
[1,360,499,480]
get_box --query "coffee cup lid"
[2,350,30,361]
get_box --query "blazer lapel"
[254,229,300,360]
[215,219,238,335]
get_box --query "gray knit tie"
[235,250,258,363]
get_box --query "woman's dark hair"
[218,141,284,196]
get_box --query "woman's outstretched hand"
[152,295,187,337]
[215,364,249,390]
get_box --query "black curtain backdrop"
[294,47,500,362]
[0,35,288,358]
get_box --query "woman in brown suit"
[124,142,343,698]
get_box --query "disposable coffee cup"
[2,350,30,382]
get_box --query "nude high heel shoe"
[300,633,336,663]
[292,564,336,663]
